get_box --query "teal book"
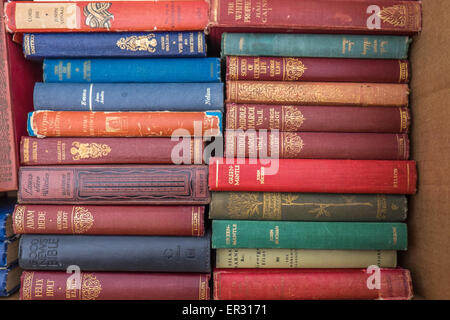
[212,220,407,250]
[221,33,410,59]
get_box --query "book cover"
[0,198,16,241]
[0,264,21,297]
[1,237,19,268]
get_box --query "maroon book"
[226,56,410,83]
[225,131,409,160]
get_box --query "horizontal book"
[213,268,413,300]
[225,131,410,160]
[5,1,209,32]
[18,165,210,205]
[216,249,397,269]
[212,220,407,250]
[226,104,410,133]
[23,31,206,59]
[20,271,209,300]
[19,234,211,272]
[13,204,205,236]
[221,33,412,59]
[226,81,409,107]
[1,237,19,268]
[209,158,417,194]
[43,58,221,83]
[20,137,205,165]
[27,111,222,138]
[33,82,224,111]
[0,264,21,297]
[209,192,407,222]
[0,199,15,241]
[226,56,410,83]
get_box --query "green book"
[221,33,410,59]
[212,220,407,250]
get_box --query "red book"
[208,157,417,194]
[213,268,413,300]
[13,204,204,236]
[20,271,210,300]
[4,1,209,33]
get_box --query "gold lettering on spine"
[392,227,398,244]
[192,207,201,236]
[197,32,204,53]
[400,108,409,132]
[23,138,30,163]
[228,56,238,80]
[396,134,407,159]
[376,195,388,220]
[199,275,207,300]
[21,272,34,300]
[32,141,38,163]
[393,168,399,188]
[227,104,237,129]
[399,61,408,83]
[263,193,282,219]
[13,206,26,234]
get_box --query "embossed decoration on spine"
[116,34,158,52]
[284,58,307,80]
[71,142,112,160]
[72,207,94,234]
[21,272,34,300]
[379,5,407,27]
[84,3,114,29]
[282,106,306,131]
[13,205,26,233]
[81,274,102,300]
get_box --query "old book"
[226,81,409,107]
[215,249,397,268]
[20,271,210,300]
[13,204,205,236]
[0,199,15,241]
[1,238,19,268]
[213,268,413,300]
[209,158,417,194]
[0,264,21,297]
[226,104,410,133]
[19,234,211,272]
[18,165,210,205]
[212,220,407,250]
[209,192,407,222]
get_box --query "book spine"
[226,81,409,107]
[5,1,209,32]
[23,31,207,59]
[43,58,221,83]
[226,56,410,83]
[0,238,19,267]
[20,271,210,300]
[0,265,20,296]
[19,234,211,272]
[20,137,205,165]
[209,192,408,222]
[211,220,407,250]
[225,131,410,160]
[13,204,205,236]
[213,268,413,300]
[33,82,224,111]
[221,33,411,59]
[27,111,222,138]
[215,249,397,268]
[208,158,417,194]
[18,165,210,205]
[225,104,410,133]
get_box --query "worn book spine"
[4,1,209,32]
[43,58,221,83]
[13,204,204,236]
[226,56,410,83]
[33,82,224,111]
[215,249,397,268]
[213,268,413,300]
[20,137,205,165]
[1,237,19,267]
[209,192,407,222]
[23,31,206,59]
[212,220,407,250]
[0,264,21,297]
[225,104,410,133]
[27,111,222,138]
[19,234,211,272]
[20,271,210,300]
[226,81,409,107]
[0,214,14,241]
[225,131,410,160]
[221,33,411,59]
[18,165,210,205]
[209,158,417,194]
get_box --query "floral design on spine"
[116,34,158,52]
[71,142,111,160]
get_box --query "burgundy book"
[225,131,409,160]
[13,204,204,236]
[18,165,210,205]
[20,136,205,165]
[226,104,410,133]
[20,271,210,300]
[226,56,410,83]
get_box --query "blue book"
[43,58,221,83]
[0,199,15,242]
[23,32,207,59]
[0,264,20,297]
[33,83,224,112]
[1,237,19,268]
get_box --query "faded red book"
[225,131,410,160]
[20,271,210,300]
[13,204,204,236]
[226,56,410,83]
[208,157,417,194]
[4,1,209,32]
[213,268,413,300]
[20,137,205,165]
